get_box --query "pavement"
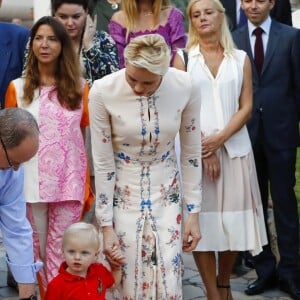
[182,252,293,300]
[0,249,293,300]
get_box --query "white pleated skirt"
[194,147,268,256]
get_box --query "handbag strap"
[182,50,188,71]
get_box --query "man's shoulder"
[0,22,29,39]
[0,168,23,198]
[276,20,298,32]
[270,20,300,40]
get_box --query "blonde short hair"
[124,34,171,76]
[62,222,100,250]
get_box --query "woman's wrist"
[102,225,114,233]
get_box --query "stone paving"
[0,248,293,300]
[182,252,293,300]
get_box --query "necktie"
[253,27,264,75]
[238,7,247,28]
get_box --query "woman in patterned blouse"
[52,0,120,87]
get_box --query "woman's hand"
[82,14,97,50]
[182,213,201,252]
[102,226,125,267]
[202,152,220,181]
[202,132,225,158]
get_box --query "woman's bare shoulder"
[111,10,126,26]
[160,6,172,21]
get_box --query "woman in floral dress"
[89,34,202,299]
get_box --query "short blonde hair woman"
[89,33,202,299]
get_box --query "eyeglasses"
[0,136,12,167]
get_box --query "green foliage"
[171,0,188,13]
[171,0,189,31]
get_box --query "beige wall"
[33,0,51,22]
[292,0,300,9]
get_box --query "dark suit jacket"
[270,0,292,26]
[221,0,292,31]
[0,22,29,108]
[220,0,238,30]
[232,20,300,150]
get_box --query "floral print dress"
[89,68,202,299]
[81,30,119,87]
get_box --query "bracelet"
[19,295,37,300]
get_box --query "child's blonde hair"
[62,222,100,250]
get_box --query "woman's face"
[190,0,222,36]
[125,64,162,97]
[54,4,87,40]
[32,24,62,65]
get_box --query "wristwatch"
[19,295,37,300]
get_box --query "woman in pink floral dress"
[5,16,89,297]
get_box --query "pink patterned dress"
[6,78,89,204]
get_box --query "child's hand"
[111,245,125,260]
[103,244,125,267]
[106,245,125,267]
[108,246,124,287]
[102,227,125,268]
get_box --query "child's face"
[62,235,99,277]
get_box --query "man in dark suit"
[0,0,29,108]
[221,0,292,30]
[232,0,300,299]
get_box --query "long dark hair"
[23,16,82,110]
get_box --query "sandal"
[217,277,233,300]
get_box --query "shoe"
[244,274,277,295]
[217,277,233,300]
[278,276,300,300]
